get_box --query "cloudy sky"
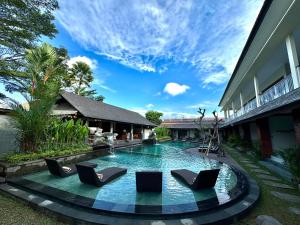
[4,0,264,118]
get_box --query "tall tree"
[69,61,94,96]
[1,44,69,100]
[145,110,163,125]
[10,43,68,152]
[0,0,58,77]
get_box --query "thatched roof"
[56,91,156,126]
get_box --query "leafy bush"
[42,118,89,150]
[154,127,170,139]
[227,133,242,148]
[279,146,300,183]
[252,141,262,159]
[4,145,92,164]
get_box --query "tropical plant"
[43,118,89,150]
[0,0,58,78]
[145,110,163,125]
[279,146,300,183]
[155,127,170,139]
[227,133,242,148]
[9,43,68,152]
[68,61,94,95]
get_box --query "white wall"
[0,115,19,156]
[268,115,296,151]
[143,128,152,139]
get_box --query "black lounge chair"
[76,164,127,187]
[136,171,162,192]
[45,158,77,177]
[171,169,220,190]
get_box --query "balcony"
[226,74,294,122]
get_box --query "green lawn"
[0,191,65,225]
[224,145,300,225]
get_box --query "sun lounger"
[171,169,220,190]
[136,171,162,192]
[45,158,77,177]
[76,164,127,187]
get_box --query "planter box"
[0,149,110,178]
[157,137,172,143]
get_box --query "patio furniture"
[76,164,127,187]
[45,158,77,177]
[136,171,162,192]
[171,169,220,190]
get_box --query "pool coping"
[0,168,259,225]
[5,164,248,216]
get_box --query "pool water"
[21,141,238,213]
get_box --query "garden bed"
[157,136,172,142]
[0,148,110,178]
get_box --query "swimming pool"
[9,141,248,215]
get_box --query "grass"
[0,191,66,225]
[224,145,300,225]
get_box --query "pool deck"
[0,146,260,225]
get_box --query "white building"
[219,0,300,161]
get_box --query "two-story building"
[219,0,300,162]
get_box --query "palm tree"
[69,61,94,95]
[11,43,68,152]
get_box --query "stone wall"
[0,149,109,178]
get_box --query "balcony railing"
[226,74,294,122]
[260,74,293,105]
[244,98,257,114]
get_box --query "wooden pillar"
[292,108,300,145]
[256,118,272,159]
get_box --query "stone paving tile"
[251,169,270,175]
[271,191,300,203]
[240,160,251,163]
[256,174,280,181]
[288,207,300,215]
[245,164,260,169]
[262,181,294,189]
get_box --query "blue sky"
[3,0,264,118]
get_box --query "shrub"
[154,127,171,139]
[279,146,300,183]
[4,145,92,164]
[227,133,241,148]
[252,141,262,159]
[42,118,89,151]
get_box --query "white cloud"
[163,82,190,96]
[146,103,154,108]
[202,71,229,86]
[93,78,116,93]
[186,100,219,109]
[56,0,263,84]
[67,56,98,69]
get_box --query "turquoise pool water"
[22,141,237,211]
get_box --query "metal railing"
[225,74,294,122]
[244,98,257,114]
[260,74,293,105]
